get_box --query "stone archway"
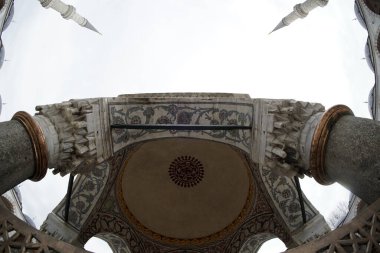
[92,233,131,253]
[239,233,285,253]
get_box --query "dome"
[0,40,4,70]
[365,40,374,72]
[2,2,14,31]
[364,0,380,15]
[0,94,2,116]
[14,185,22,209]
[354,1,366,28]
[368,85,376,119]
[117,138,253,242]
[24,214,36,228]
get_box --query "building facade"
[0,0,13,69]
[355,0,380,120]
[0,93,379,252]
[0,1,380,252]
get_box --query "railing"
[286,198,380,253]
[0,205,88,253]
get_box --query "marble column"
[304,105,380,204]
[0,112,49,194]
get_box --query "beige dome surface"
[117,138,253,240]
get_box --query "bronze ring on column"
[12,111,48,181]
[309,105,354,185]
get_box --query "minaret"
[39,0,100,34]
[270,0,328,33]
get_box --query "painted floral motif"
[260,166,317,229]
[110,103,252,152]
[55,162,110,229]
[131,116,141,125]
[177,111,192,124]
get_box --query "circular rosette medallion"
[169,156,204,187]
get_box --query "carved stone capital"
[36,100,98,175]
[254,99,325,178]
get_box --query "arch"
[2,2,14,31]
[354,1,367,28]
[239,233,286,253]
[368,85,375,119]
[0,41,4,70]
[365,39,374,72]
[96,233,131,253]
[85,233,131,253]
[364,0,380,15]
[257,238,287,253]
[84,236,112,253]
[377,29,380,55]
[44,161,111,236]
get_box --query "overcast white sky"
[0,0,374,252]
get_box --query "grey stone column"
[0,112,49,195]
[0,120,35,194]
[325,115,380,204]
[305,105,380,204]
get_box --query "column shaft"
[325,116,380,204]
[0,120,35,194]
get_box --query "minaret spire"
[270,0,328,34]
[39,0,100,34]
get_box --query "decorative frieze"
[41,161,110,245]
[109,96,253,154]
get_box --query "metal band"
[294,4,308,18]
[61,5,74,19]
[39,0,53,8]
[111,124,252,131]
[309,105,354,185]
[12,111,48,181]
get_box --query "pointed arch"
[86,233,131,253]
[239,233,286,253]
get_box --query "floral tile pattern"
[109,102,253,153]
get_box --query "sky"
[0,0,374,252]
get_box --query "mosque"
[0,1,379,252]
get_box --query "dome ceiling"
[117,138,254,242]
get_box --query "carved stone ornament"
[253,99,325,178]
[36,100,97,175]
